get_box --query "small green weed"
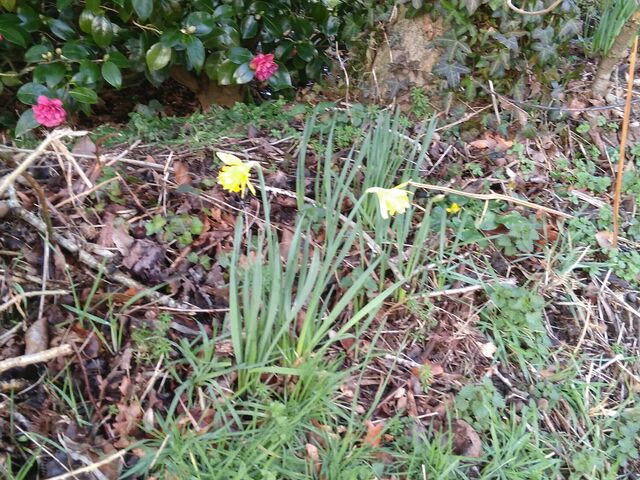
[131,311,173,364]
[481,284,549,369]
[481,210,540,256]
[146,213,204,247]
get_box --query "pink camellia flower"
[250,53,278,82]
[32,95,66,128]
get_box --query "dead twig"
[409,181,573,218]
[43,449,126,480]
[0,344,73,374]
[0,289,68,315]
[506,0,563,15]
[0,129,87,197]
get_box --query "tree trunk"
[592,11,640,98]
[170,66,244,110]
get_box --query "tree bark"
[170,66,244,110]
[592,11,640,98]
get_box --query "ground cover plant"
[1,0,640,479]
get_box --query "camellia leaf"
[24,44,50,62]
[233,63,254,84]
[267,66,292,91]
[69,86,98,104]
[101,61,122,88]
[146,43,172,71]
[78,9,95,34]
[15,109,40,137]
[132,0,153,21]
[227,47,252,64]
[241,15,258,39]
[17,82,49,104]
[185,11,215,36]
[186,37,205,72]
[49,18,75,40]
[216,60,236,85]
[91,15,113,48]
[0,24,28,47]
[106,50,130,68]
[34,63,66,88]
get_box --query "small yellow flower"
[216,152,258,197]
[366,183,412,219]
[446,202,461,214]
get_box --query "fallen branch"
[0,344,73,374]
[4,186,194,311]
[409,181,573,219]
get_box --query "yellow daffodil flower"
[446,202,461,214]
[216,152,258,197]
[366,183,412,219]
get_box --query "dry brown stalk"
[612,34,638,247]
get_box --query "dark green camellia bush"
[0,0,375,136]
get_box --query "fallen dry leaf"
[480,341,497,359]
[305,443,321,473]
[363,420,384,448]
[451,419,482,458]
[595,231,614,249]
[25,317,48,355]
[468,138,497,150]
[173,160,191,186]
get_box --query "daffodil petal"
[216,152,243,165]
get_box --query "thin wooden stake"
[612,34,638,247]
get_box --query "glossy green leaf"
[15,109,40,137]
[233,63,254,84]
[146,42,172,71]
[57,0,73,11]
[34,63,66,88]
[204,52,223,80]
[213,4,234,18]
[185,11,215,36]
[102,61,122,88]
[132,0,153,21]
[228,47,253,64]
[25,44,51,62]
[91,15,113,48]
[61,42,91,60]
[69,86,98,104]
[106,50,129,68]
[17,82,49,104]
[217,60,237,85]
[50,18,75,40]
[0,24,27,47]
[186,37,205,72]
[267,66,291,90]
[78,9,95,33]
[79,59,101,84]
[17,5,42,31]
[296,43,316,62]
[241,15,259,39]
